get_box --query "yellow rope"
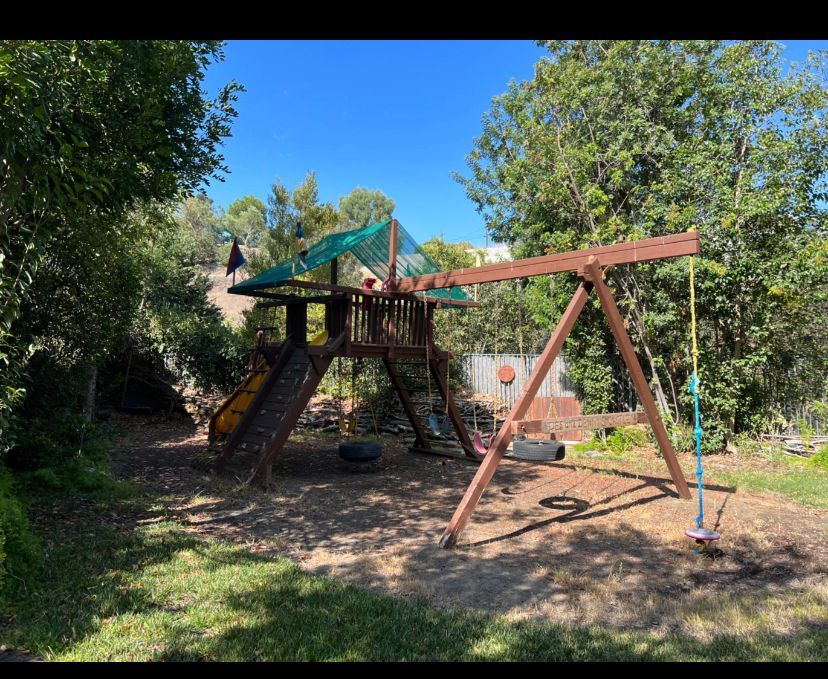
[688,226,708,531]
[689,229,700,382]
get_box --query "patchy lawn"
[2,413,827,661]
[2,491,826,661]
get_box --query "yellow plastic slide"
[213,356,270,435]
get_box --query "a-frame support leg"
[429,355,477,458]
[583,258,691,499]
[383,358,431,449]
[439,282,592,548]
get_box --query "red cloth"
[361,277,377,312]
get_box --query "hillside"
[206,262,255,326]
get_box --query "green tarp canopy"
[229,219,470,304]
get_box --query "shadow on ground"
[7,491,827,661]
[107,413,828,631]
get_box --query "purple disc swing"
[685,254,720,551]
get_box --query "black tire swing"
[338,439,383,462]
[337,357,383,463]
[511,438,566,462]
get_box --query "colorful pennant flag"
[226,237,246,276]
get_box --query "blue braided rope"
[690,372,704,528]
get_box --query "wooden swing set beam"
[511,411,648,435]
[393,232,699,291]
[438,255,693,549]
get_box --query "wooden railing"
[328,293,430,348]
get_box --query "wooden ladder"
[213,339,300,471]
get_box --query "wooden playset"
[210,219,704,548]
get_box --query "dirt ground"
[110,411,828,631]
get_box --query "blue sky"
[202,40,828,248]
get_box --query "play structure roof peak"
[229,219,469,303]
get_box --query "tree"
[225,195,266,247]
[176,194,225,264]
[419,238,540,394]
[457,40,828,447]
[131,205,246,396]
[0,40,240,453]
[257,172,338,269]
[338,187,396,229]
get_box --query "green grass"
[574,435,828,511]
[704,444,828,510]
[1,479,826,661]
[711,465,828,510]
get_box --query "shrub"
[6,414,114,472]
[669,420,726,455]
[809,445,828,472]
[605,426,649,456]
[0,467,40,605]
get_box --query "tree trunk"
[84,364,97,421]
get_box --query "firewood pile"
[181,386,509,448]
[295,393,509,444]
[760,433,828,457]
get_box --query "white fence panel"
[461,353,578,408]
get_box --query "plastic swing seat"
[338,418,357,435]
[428,412,452,436]
[685,527,721,542]
[472,431,490,455]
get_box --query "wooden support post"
[286,303,307,345]
[583,258,691,499]
[383,359,430,449]
[439,282,592,548]
[388,219,398,289]
[344,296,352,356]
[326,258,338,332]
[429,356,476,458]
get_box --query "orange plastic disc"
[498,365,516,383]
